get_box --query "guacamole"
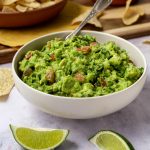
[19,35,143,97]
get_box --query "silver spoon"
[65,0,112,40]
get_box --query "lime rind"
[89,130,134,150]
[116,132,135,150]
[10,124,69,150]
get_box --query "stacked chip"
[0,0,57,12]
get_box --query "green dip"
[19,35,143,97]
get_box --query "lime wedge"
[89,130,135,150]
[10,124,69,150]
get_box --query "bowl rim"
[0,0,66,15]
[12,30,147,100]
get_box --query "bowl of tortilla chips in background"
[0,0,67,27]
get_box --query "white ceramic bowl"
[12,31,147,119]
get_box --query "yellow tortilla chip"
[2,5,17,12]
[40,1,56,8]
[143,40,150,44]
[22,0,35,3]
[0,0,57,13]
[17,0,40,8]
[27,7,33,11]
[0,0,17,5]
[38,0,48,2]
[71,9,102,28]
[0,68,14,97]
[122,0,144,25]
[16,4,28,12]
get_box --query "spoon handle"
[65,0,112,40]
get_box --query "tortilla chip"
[0,0,17,5]
[16,4,28,12]
[72,10,102,28]
[40,1,56,8]
[17,0,40,8]
[2,5,17,12]
[22,0,35,3]
[122,0,144,25]
[0,68,14,97]
[0,0,57,13]
[27,7,33,11]
[143,40,150,44]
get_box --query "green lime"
[10,124,69,150]
[89,130,135,150]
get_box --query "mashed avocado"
[19,35,143,97]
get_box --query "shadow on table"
[57,140,78,150]
[0,95,9,102]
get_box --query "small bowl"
[0,0,67,27]
[12,31,147,119]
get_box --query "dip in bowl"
[12,31,147,119]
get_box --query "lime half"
[89,130,135,150]
[10,124,69,150]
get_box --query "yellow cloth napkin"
[0,1,90,47]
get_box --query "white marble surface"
[0,36,150,150]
